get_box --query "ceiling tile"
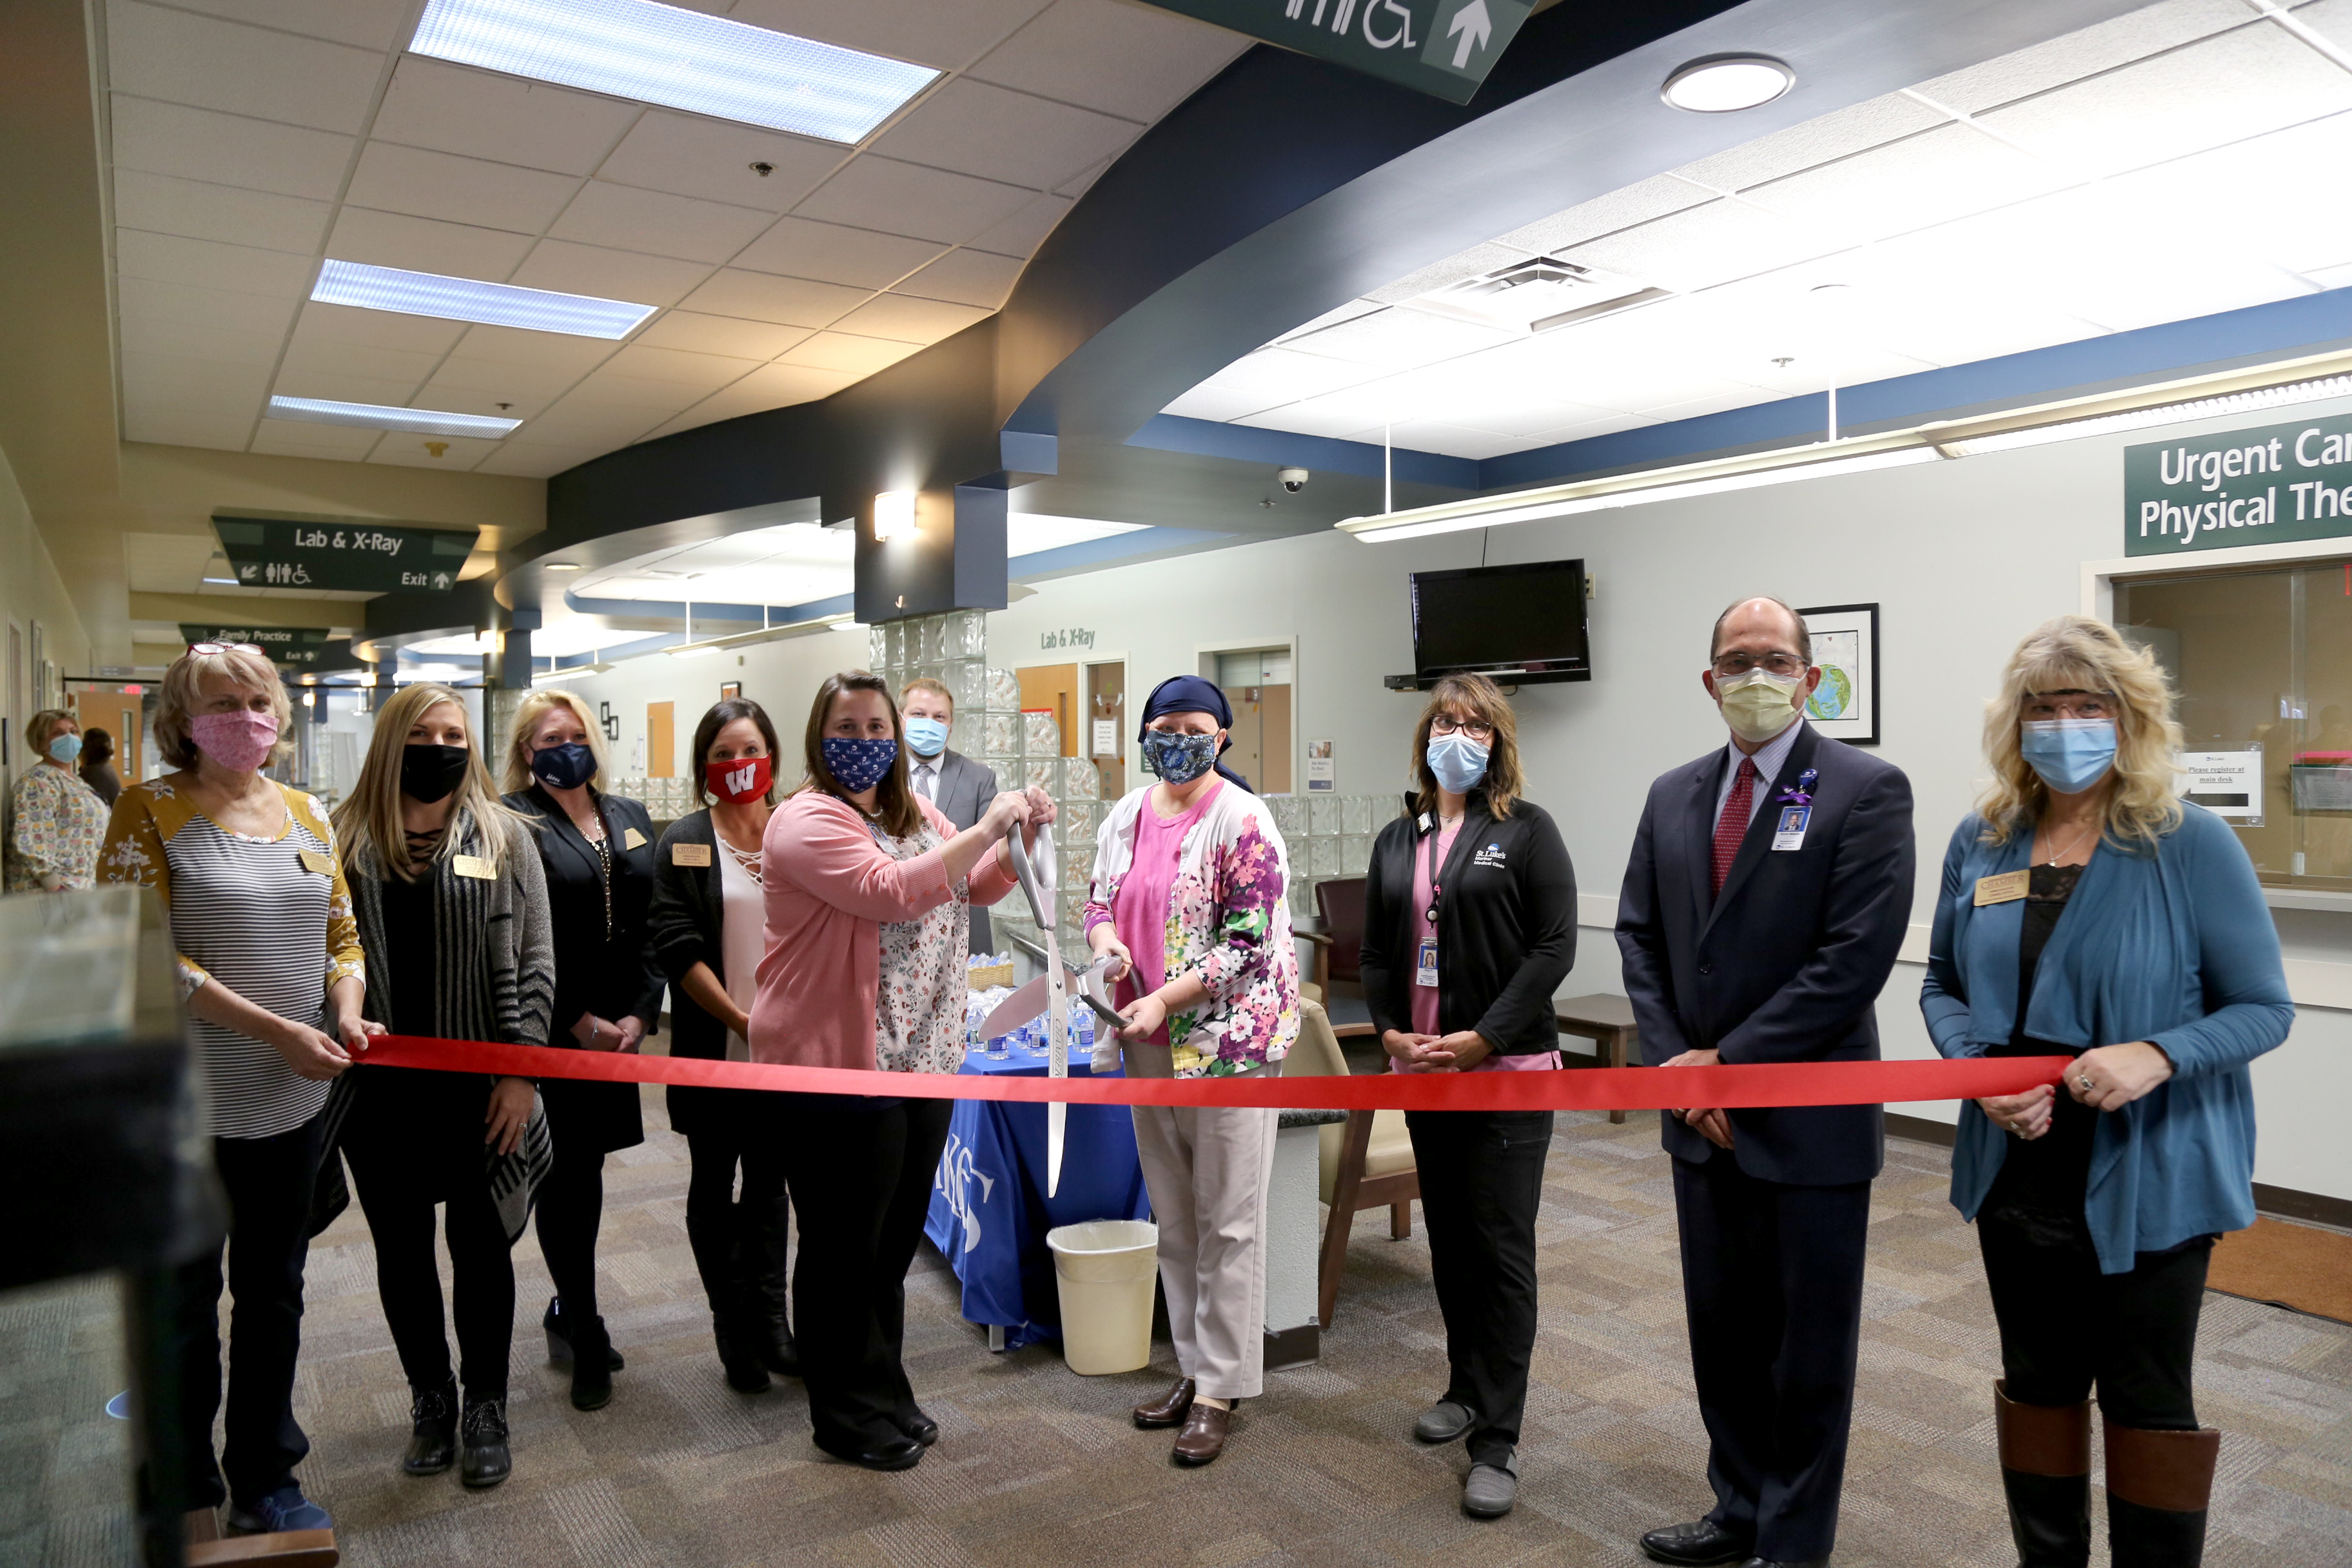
[2098,112,2352,275]
[422,355,594,405]
[117,275,304,337]
[123,351,274,402]
[113,170,329,255]
[829,294,990,344]
[1280,306,1516,369]
[1171,347,1373,412]
[368,435,500,471]
[1489,172,1712,259]
[277,336,447,385]
[896,248,1023,308]
[106,1,386,135]
[1161,382,1280,423]
[597,111,845,213]
[290,300,469,355]
[632,311,816,359]
[730,217,945,288]
[600,343,766,390]
[1741,122,2070,245]
[558,369,712,414]
[664,362,863,426]
[1362,242,1534,307]
[776,331,923,375]
[675,269,872,328]
[110,96,353,200]
[1912,0,2259,115]
[508,240,709,307]
[475,442,599,478]
[1669,91,1949,193]
[447,325,623,372]
[269,369,429,406]
[1057,157,1112,199]
[965,192,1072,258]
[118,317,284,367]
[408,376,560,422]
[547,181,776,265]
[342,142,579,236]
[725,0,1051,71]
[516,401,669,447]
[157,0,413,49]
[1230,400,1380,442]
[1559,199,1824,294]
[1372,421,1529,460]
[250,417,382,456]
[793,157,1034,244]
[122,407,254,449]
[370,56,640,177]
[115,229,317,299]
[870,79,1140,191]
[328,207,535,279]
[966,0,1244,121]
[1522,410,1652,447]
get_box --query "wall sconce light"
[874,490,916,541]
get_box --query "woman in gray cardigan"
[1921,618,2292,1568]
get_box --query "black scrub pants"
[346,1148,517,1398]
[1405,1108,1553,1468]
[1979,1213,2208,1429]
[684,1104,792,1334]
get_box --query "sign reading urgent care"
[2124,413,2352,555]
[1135,0,1535,103]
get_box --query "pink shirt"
[1108,779,1221,1048]
[1393,820,1556,1075]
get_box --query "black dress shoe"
[459,1396,511,1489]
[899,1409,940,1447]
[1641,1520,1754,1566]
[818,1434,925,1472]
[402,1380,456,1476]
[1737,1559,1828,1567]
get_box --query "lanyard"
[1424,825,1448,926]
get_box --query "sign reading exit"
[214,516,478,592]
[1138,0,1535,103]
[2124,412,2352,556]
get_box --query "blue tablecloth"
[925,1045,1151,1350]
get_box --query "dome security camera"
[1277,467,1309,493]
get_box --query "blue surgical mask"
[2019,719,2117,795]
[822,736,898,792]
[47,732,83,765]
[1426,732,1489,794]
[531,740,598,791]
[905,716,949,758]
[1141,730,1217,785]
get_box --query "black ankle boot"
[459,1396,511,1489]
[544,1296,623,1371]
[403,1378,457,1476]
[713,1313,770,1393]
[1994,1382,2090,1566]
[567,1311,614,1411]
[2105,1420,2220,1567]
[754,1264,798,1378]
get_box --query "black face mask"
[400,743,471,804]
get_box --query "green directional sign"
[213,515,478,593]
[1137,0,1534,104]
[2124,414,2352,556]
[177,624,338,667]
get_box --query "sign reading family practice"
[2124,412,2352,556]
[213,515,478,592]
[177,624,336,667]
[1136,0,1534,103]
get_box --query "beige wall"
[0,443,93,795]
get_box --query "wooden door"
[1086,660,1125,798]
[74,690,143,781]
[1017,663,1080,756]
[1258,683,1291,794]
[647,701,675,777]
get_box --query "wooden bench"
[1554,993,1640,1125]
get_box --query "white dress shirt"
[911,755,940,803]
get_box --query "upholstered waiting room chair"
[1284,998,1414,1328]
[1295,876,1367,1003]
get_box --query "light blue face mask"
[2019,718,2117,795]
[1426,732,1489,794]
[905,716,949,758]
[48,732,83,765]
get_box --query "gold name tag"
[453,854,495,881]
[623,827,647,850]
[1974,870,2030,907]
[672,841,712,868]
[297,848,335,876]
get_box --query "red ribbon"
[364,1035,2064,1113]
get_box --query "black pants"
[534,1140,607,1321]
[685,1116,792,1330]
[1979,1213,2208,1429]
[748,1094,950,1455]
[1405,1108,1552,1467]
[169,1112,328,1511]
[348,1148,517,1398]
[1672,1153,1872,1563]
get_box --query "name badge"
[1415,938,1439,988]
[672,841,712,868]
[1974,869,2030,906]
[622,827,647,850]
[1770,805,1810,852]
[453,854,495,881]
[297,848,335,876]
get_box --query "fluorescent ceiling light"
[312,259,654,339]
[1662,55,1794,113]
[201,576,241,585]
[410,0,939,144]
[542,561,581,571]
[1937,372,2352,456]
[269,395,520,438]
[835,620,870,632]
[1006,514,1148,554]
[403,632,498,656]
[667,642,720,659]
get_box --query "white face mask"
[1715,668,1803,744]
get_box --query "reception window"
[2116,556,2352,890]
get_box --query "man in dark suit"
[900,678,1004,954]
[1617,596,1914,1568]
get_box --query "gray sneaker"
[1463,1451,1518,1518]
[1412,1399,1476,1443]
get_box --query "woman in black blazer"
[647,698,797,1394]
[501,690,664,1412]
[1359,672,1576,1522]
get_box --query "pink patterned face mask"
[188,709,280,772]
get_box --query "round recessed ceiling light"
[1662,55,1794,113]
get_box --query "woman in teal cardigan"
[1920,616,2291,1568]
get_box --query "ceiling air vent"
[1416,257,1671,334]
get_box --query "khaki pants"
[1125,1044,1276,1401]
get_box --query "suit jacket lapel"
[1703,721,1823,939]
[1681,758,1721,939]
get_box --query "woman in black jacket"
[1360,672,1576,1522]
[501,690,665,1412]
[647,698,797,1393]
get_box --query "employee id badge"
[1771,804,1810,851]
[1415,939,1439,988]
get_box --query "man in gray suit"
[901,678,1004,954]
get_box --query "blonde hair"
[899,676,954,713]
[24,708,74,758]
[156,647,291,770]
[504,688,608,794]
[334,683,517,881]
[1978,615,2184,847]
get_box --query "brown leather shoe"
[1171,1401,1232,1466]
[1133,1376,1195,1429]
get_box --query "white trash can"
[1046,1220,1159,1375]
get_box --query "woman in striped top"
[99,644,368,1540]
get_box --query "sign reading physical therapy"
[1135,0,1535,103]
[2124,414,2352,556]
[177,625,336,667]
[213,516,478,592]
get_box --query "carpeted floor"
[2208,1217,2352,1327]
[8,1095,2351,1567]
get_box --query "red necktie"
[1712,758,1757,899]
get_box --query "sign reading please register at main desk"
[2125,413,2352,555]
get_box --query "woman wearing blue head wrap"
[1081,674,1300,1465]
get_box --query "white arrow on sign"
[1446,0,1491,68]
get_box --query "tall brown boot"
[2104,1419,2220,1567]
[1994,1381,2091,1567]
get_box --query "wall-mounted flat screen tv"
[1410,558,1590,684]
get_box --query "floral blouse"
[870,816,972,1075]
[1083,783,1300,1078]
[5,763,110,892]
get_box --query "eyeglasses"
[1429,717,1494,740]
[187,642,264,657]
[1712,652,1807,678]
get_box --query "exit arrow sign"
[1140,0,1535,104]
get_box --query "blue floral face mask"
[1141,730,1217,785]
[822,736,898,793]
[2019,718,2117,795]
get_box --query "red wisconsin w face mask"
[705,754,772,805]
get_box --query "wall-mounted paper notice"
[1093,720,1118,758]
[1306,739,1335,793]
[2179,747,2263,825]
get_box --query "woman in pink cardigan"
[747,669,1050,1472]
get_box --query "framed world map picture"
[1798,602,1879,745]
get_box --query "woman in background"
[6,709,108,892]
[502,691,664,1412]
[80,724,124,807]
[648,697,796,1393]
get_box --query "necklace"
[2039,818,2097,866]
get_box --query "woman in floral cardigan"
[1085,675,1299,1468]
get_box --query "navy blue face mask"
[531,741,598,791]
[822,736,899,793]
